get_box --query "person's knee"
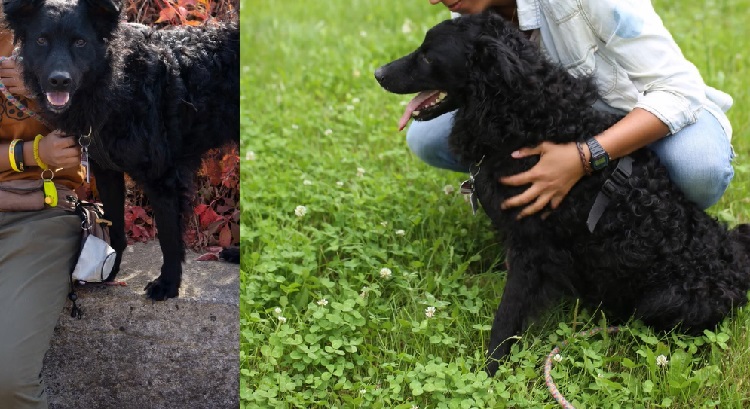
[405,123,433,162]
[405,113,467,172]
[679,159,734,209]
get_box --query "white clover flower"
[277,316,287,323]
[411,405,419,409]
[336,181,345,187]
[381,221,388,227]
[291,124,299,130]
[656,354,669,367]
[360,388,366,394]
[360,30,367,37]
[317,298,328,306]
[303,179,312,186]
[379,267,392,279]
[352,97,360,104]
[553,354,562,363]
[294,205,307,217]
[346,105,354,111]
[425,306,436,318]
[245,151,256,161]
[273,307,282,315]
[402,19,413,34]
[357,167,366,177]
[443,184,455,195]
[353,69,361,78]
[395,229,405,236]
[360,287,369,298]
[324,129,333,136]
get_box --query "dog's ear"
[472,34,527,87]
[2,0,45,35]
[469,12,535,89]
[84,0,121,38]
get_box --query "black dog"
[376,12,750,375]
[4,0,239,300]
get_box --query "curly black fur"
[4,0,239,300]
[376,12,750,375]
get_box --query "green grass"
[240,0,750,407]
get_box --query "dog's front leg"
[91,163,127,281]
[485,252,547,376]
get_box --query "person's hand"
[499,142,585,219]
[37,130,81,169]
[0,57,30,98]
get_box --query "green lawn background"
[240,0,750,407]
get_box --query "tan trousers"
[0,208,80,409]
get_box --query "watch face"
[592,155,609,169]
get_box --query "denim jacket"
[455,0,733,138]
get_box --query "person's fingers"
[510,144,542,159]
[500,169,536,186]
[550,195,565,210]
[517,193,553,219]
[0,58,15,69]
[501,184,542,210]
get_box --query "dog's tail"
[219,246,240,264]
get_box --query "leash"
[586,156,634,232]
[544,326,621,408]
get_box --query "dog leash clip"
[79,129,91,184]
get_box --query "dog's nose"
[48,71,71,89]
[374,67,385,83]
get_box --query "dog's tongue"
[398,90,441,131]
[46,92,70,107]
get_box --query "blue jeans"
[405,109,734,209]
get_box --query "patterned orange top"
[0,30,83,189]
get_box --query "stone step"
[43,241,239,409]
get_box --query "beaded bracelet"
[575,141,593,176]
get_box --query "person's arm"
[500,0,702,217]
[0,131,81,172]
[580,0,706,134]
[500,108,668,218]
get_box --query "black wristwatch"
[586,137,610,171]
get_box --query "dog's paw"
[144,277,180,300]
[485,360,500,377]
[219,246,240,263]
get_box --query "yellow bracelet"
[33,134,48,170]
[8,138,22,172]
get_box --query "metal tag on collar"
[460,178,474,195]
[461,155,485,215]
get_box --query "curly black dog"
[3,0,239,300]
[376,12,750,375]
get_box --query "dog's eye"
[74,39,87,48]
[36,37,47,46]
